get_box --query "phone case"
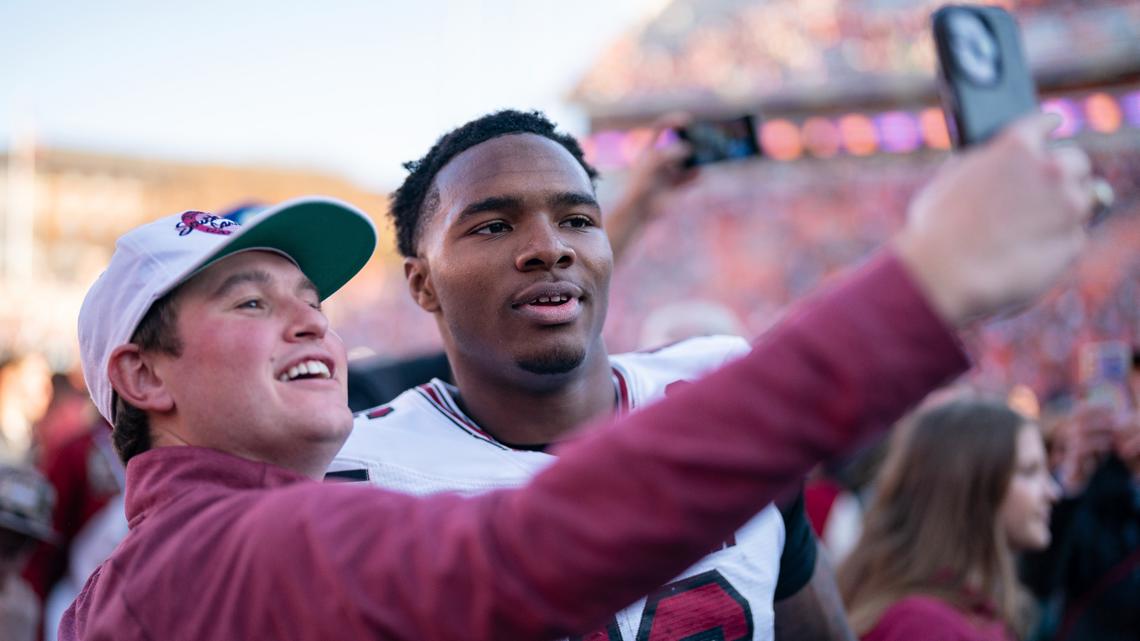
[933,5,1038,147]
[677,115,761,167]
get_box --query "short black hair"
[113,288,184,464]
[390,109,600,257]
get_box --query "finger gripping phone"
[677,115,762,167]
[933,5,1038,147]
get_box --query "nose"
[286,298,329,341]
[1045,474,1062,504]
[515,221,575,272]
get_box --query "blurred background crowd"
[1,0,1139,640]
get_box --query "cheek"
[580,245,613,303]
[1001,481,1047,535]
[1000,483,1030,525]
[435,266,496,316]
[179,328,276,379]
[584,238,614,275]
[326,331,349,369]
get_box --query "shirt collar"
[124,446,310,526]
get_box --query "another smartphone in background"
[1078,340,1135,417]
[933,5,1038,147]
[677,115,762,167]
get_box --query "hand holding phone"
[933,5,1038,147]
[933,6,1115,220]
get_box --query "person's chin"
[1017,528,1051,552]
[294,407,353,438]
[516,346,587,376]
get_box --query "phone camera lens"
[947,11,1000,86]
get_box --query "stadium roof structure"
[569,0,1140,128]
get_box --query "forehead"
[432,133,593,212]
[179,250,308,297]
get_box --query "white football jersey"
[332,335,784,641]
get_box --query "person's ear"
[405,257,441,313]
[107,344,174,413]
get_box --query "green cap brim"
[201,198,377,300]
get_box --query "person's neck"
[149,419,339,481]
[447,343,616,447]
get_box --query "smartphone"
[677,115,762,167]
[1078,340,1135,417]
[933,5,1038,147]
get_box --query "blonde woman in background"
[838,399,1060,640]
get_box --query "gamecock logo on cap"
[176,212,239,236]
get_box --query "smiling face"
[998,424,1061,551]
[408,133,613,383]
[147,251,352,472]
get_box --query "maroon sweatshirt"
[863,596,1016,641]
[60,252,968,641]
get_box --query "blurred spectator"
[803,469,864,566]
[23,420,124,640]
[0,353,53,460]
[0,463,56,641]
[1020,404,1140,641]
[804,439,889,565]
[838,399,1060,640]
[31,373,94,468]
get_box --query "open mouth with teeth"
[277,360,332,382]
[514,291,583,325]
[528,295,572,305]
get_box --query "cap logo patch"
[176,211,239,237]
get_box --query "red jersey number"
[574,570,753,641]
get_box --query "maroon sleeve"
[250,251,969,641]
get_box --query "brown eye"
[474,221,512,235]
[562,216,595,229]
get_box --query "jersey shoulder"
[349,383,444,433]
[330,381,549,494]
[611,335,749,406]
[614,334,749,373]
[334,382,476,473]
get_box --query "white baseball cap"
[78,196,377,425]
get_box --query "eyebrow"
[549,192,601,210]
[454,191,600,225]
[209,269,320,300]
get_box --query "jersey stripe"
[612,365,633,415]
[415,383,508,450]
[419,373,635,449]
